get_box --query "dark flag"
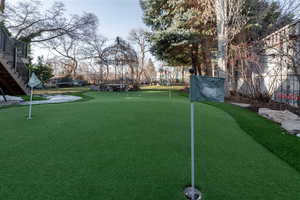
[190,75,225,102]
[187,75,225,199]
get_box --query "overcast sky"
[12,0,149,60]
[39,0,147,40]
[63,0,146,39]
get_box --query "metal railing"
[272,74,300,108]
[0,26,29,83]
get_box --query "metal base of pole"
[184,187,202,200]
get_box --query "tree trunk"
[105,65,109,81]
[191,44,201,75]
[200,41,211,76]
[216,0,229,96]
[114,66,117,82]
[181,67,185,82]
[128,65,135,84]
[73,59,78,79]
[100,65,103,83]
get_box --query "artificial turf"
[207,102,300,173]
[0,91,299,200]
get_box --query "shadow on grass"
[206,102,300,174]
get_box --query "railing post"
[13,46,17,70]
[0,31,2,51]
[3,31,6,52]
[0,88,7,102]
[25,43,28,58]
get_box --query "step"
[0,56,29,95]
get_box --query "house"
[231,21,300,107]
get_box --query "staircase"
[0,27,30,95]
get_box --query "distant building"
[232,21,300,107]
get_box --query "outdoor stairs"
[0,27,30,95]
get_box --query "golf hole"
[184,186,202,200]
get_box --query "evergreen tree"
[29,56,54,83]
[141,0,295,75]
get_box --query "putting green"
[0,91,299,200]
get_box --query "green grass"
[207,102,300,173]
[0,91,299,200]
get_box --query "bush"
[131,83,140,91]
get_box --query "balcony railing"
[0,26,30,83]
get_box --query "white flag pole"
[169,74,171,100]
[191,101,196,200]
[188,69,200,200]
[27,72,42,120]
[28,86,33,120]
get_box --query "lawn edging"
[206,102,300,173]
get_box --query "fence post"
[0,88,7,102]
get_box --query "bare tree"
[4,0,98,43]
[229,43,282,100]
[46,35,85,78]
[143,58,157,84]
[128,28,149,83]
[215,0,247,82]
[82,33,109,82]
[229,20,300,105]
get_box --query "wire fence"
[272,74,300,108]
[0,26,30,83]
[235,73,300,111]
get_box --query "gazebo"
[101,37,138,91]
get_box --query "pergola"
[102,37,138,86]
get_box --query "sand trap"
[21,95,82,105]
[0,95,23,102]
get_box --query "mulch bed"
[182,87,300,116]
[227,95,300,116]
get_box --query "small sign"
[28,72,42,88]
[190,75,225,102]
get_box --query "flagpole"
[27,72,42,120]
[191,101,195,199]
[28,86,33,120]
[189,69,196,200]
[188,68,200,200]
[169,74,171,100]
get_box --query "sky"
[43,0,147,40]
[12,0,150,61]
